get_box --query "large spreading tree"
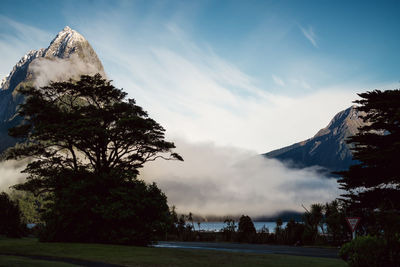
[337,89,400,236]
[6,74,182,245]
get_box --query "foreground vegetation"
[0,237,346,267]
[0,255,76,267]
[5,75,182,245]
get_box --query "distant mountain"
[0,26,104,153]
[263,106,364,173]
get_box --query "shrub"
[282,219,305,245]
[238,215,256,243]
[39,172,171,246]
[339,235,400,267]
[255,226,275,244]
[0,192,25,237]
[222,218,236,242]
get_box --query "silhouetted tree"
[335,90,400,265]
[324,200,348,245]
[275,218,283,232]
[238,215,256,243]
[188,212,195,231]
[282,219,305,245]
[303,204,324,244]
[222,218,236,241]
[168,205,179,236]
[274,218,283,243]
[5,74,182,245]
[0,192,25,237]
[177,214,186,237]
[336,90,400,238]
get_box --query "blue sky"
[1,0,400,152]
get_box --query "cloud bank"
[78,20,359,153]
[140,138,342,216]
[0,160,27,192]
[0,139,342,217]
[30,54,105,88]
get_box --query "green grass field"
[0,255,77,267]
[0,238,347,267]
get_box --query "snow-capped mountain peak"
[0,26,105,152]
[0,49,45,91]
[44,26,87,59]
[63,26,72,31]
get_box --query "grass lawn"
[0,255,77,267]
[0,238,347,267]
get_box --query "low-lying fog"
[0,138,341,217]
[140,137,341,217]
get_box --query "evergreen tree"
[238,215,256,243]
[5,74,182,245]
[337,89,400,236]
[324,200,348,245]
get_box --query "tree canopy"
[336,89,400,240]
[6,74,182,244]
[7,74,182,194]
[337,90,400,212]
[238,215,256,242]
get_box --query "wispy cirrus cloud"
[78,19,357,152]
[272,74,285,87]
[0,14,366,154]
[0,16,52,79]
[300,25,318,48]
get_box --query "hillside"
[264,106,364,173]
[0,26,104,153]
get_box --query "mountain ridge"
[263,105,364,173]
[0,26,105,153]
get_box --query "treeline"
[180,211,303,223]
[163,201,350,246]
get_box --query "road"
[154,241,340,258]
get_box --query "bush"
[0,192,25,237]
[9,190,46,224]
[282,219,305,245]
[255,226,275,244]
[238,215,256,243]
[339,235,400,267]
[222,218,236,242]
[39,171,171,246]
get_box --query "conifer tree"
[337,89,400,236]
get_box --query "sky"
[1,0,400,153]
[1,0,400,215]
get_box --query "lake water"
[192,222,287,232]
[26,221,290,232]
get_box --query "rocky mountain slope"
[0,26,104,153]
[264,106,364,173]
